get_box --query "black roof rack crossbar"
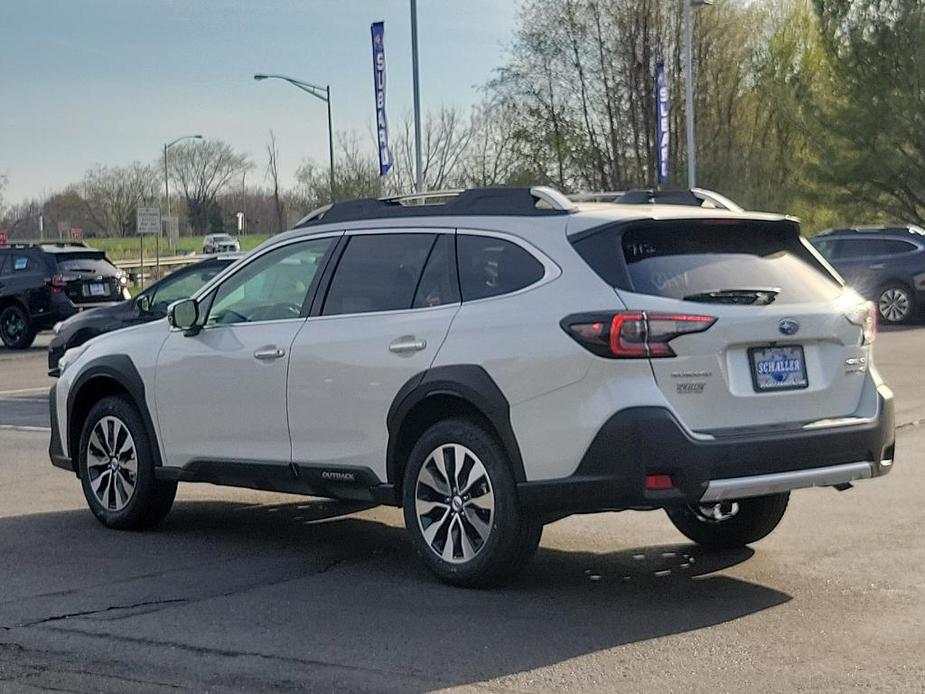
[295,186,575,227]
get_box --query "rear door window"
[0,253,10,276]
[573,221,842,305]
[457,234,544,301]
[413,234,459,308]
[322,233,435,315]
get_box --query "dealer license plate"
[748,345,808,392]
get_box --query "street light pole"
[410,0,423,193]
[254,73,336,203]
[683,0,712,189]
[163,134,203,266]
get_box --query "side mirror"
[167,298,200,335]
[137,293,152,314]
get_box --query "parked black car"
[0,243,128,349]
[810,225,925,324]
[48,254,239,374]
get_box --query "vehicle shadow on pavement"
[0,499,791,691]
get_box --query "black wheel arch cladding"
[66,354,162,470]
[386,364,527,488]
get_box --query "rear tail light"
[845,302,876,345]
[45,274,79,294]
[561,311,716,358]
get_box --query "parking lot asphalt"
[1,328,924,692]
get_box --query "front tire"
[665,493,789,550]
[877,283,916,324]
[78,395,177,530]
[402,418,542,588]
[0,304,36,349]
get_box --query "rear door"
[287,230,459,480]
[574,218,870,432]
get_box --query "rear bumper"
[518,384,895,514]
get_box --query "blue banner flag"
[656,62,670,185]
[371,21,393,176]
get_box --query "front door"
[154,236,337,468]
[288,231,460,480]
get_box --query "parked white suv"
[202,233,240,254]
[49,187,895,587]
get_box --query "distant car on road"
[48,253,240,374]
[811,225,925,324]
[0,243,128,349]
[202,233,241,254]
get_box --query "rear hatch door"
[52,251,124,304]
[573,217,871,432]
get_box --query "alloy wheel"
[415,443,495,564]
[878,287,911,323]
[86,415,138,511]
[2,313,24,340]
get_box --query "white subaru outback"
[49,187,895,587]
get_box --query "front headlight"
[58,342,91,376]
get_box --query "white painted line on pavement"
[0,425,51,433]
[0,387,51,397]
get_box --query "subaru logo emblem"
[778,318,800,336]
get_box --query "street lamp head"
[253,74,268,81]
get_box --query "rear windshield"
[53,252,119,276]
[573,221,842,305]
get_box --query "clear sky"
[0,0,519,202]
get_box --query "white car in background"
[202,233,240,254]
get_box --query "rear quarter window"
[457,234,544,301]
[573,220,842,305]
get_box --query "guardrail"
[113,254,203,270]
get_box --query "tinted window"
[0,253,9,276]
[879,239,917,255]
[323,234,434,315]
[413,235,459,308]
[811,238,839,260]
[457,235,544,301]
[574,221,841,304]
[834,238,881,259]
[207,238,332,325]
[53,252,118,275]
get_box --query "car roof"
[815,225,925,237]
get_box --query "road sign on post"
[136,207,161,289]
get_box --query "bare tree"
[0,174,7,217]
[80,162,159,237]
[166,139,251,234]
[390,106,473,192]
[265,131,285,235]
[292,132,382,212]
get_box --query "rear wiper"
[683,288,780,305]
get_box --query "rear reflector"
[562,311,716,358]
[645,474,674,490]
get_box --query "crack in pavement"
[14,598,190,628]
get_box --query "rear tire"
[78,395,177,530]
[877,283,916,324]
[665,493,789,549]
[0,304,36,349]
[402,418,542,588]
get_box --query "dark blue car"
[811,225,925,324]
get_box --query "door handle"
[389,337,427,354]
[254,347,286,361]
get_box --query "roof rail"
[568,187,743,212]
[1,240,89,249]
[294,186,576,227]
